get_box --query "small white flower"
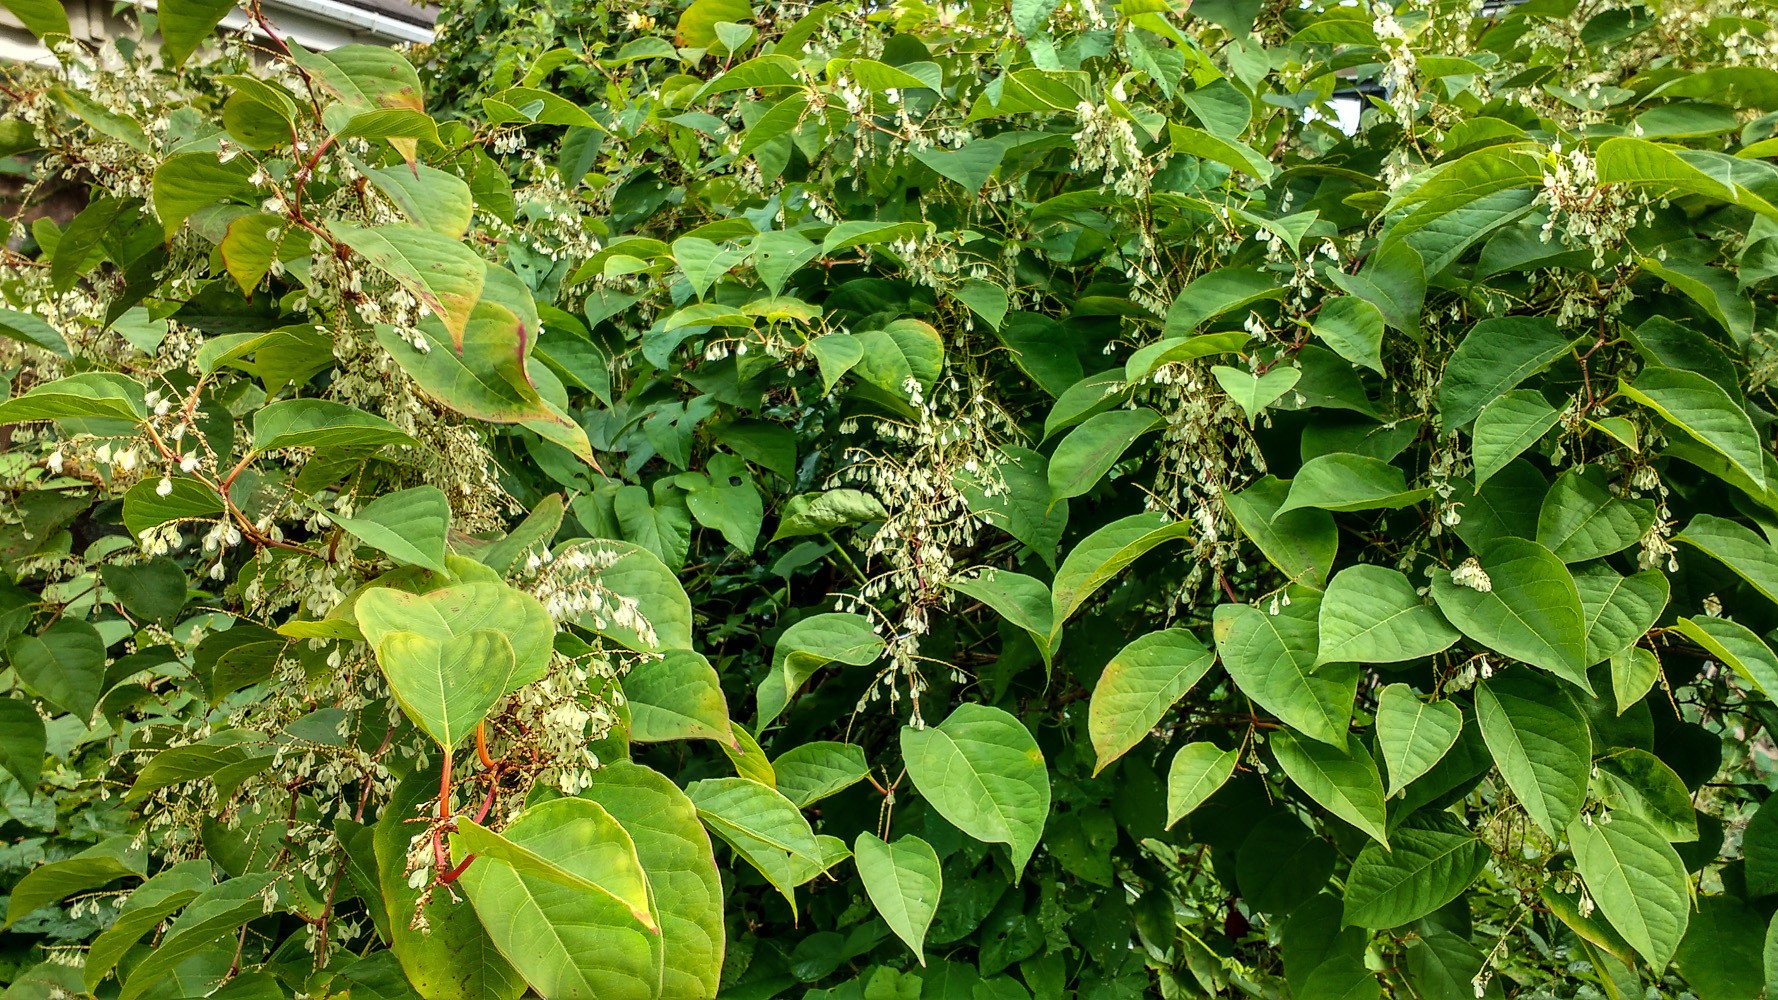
[156,477,173,497]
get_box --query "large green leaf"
[1471,388,1561,486]
[757,612,884,728]
[4,838,142,928]
[772,742,869,808]
[1621,367,1767,491]
[948,569,1056,670]
[1226,476,1338,587]
[1431,538,1591,691]
[583,762,725,1000]
[855,833,942,965]
[1574,564,1668,667]
[0,0,69,38]
[1165,742,1240,828]
[1676,514,1778,607]
[1672,615,1778,699]
[1277,453,1431,513]
[455,799,666,999]
[1475,674,1591,839]
[1375,684,1463,796]
[158,0,238,66]
[900,704,1051,877]
[250,399,417,454]
[688,776,823,914]
[0,699,46,793]
[1269,729,1389,846]
[335,223,486,348]
[1569,811,1691,968]
[1215,591,1356,748]
[625,649,734,746]
[1438,316,1573,427]
[1675,895,1766,1000]
[1049,512,1193,638]
[82,861,211,991]
[1088,628,1214,773]
[355,581,555,689]
[1317,565,1460,665]
[118,873,279,1000]
[7,619,106,720]
[1343,818,1487,929]
[1047,407,1163,502]
[373,628,516,749]
[330,486,451,575]
[0,372,147,424]
[453,798,656,930]
[1537,467,1656,563]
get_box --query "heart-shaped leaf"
[374,628,516,749]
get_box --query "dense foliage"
[4,0,1778,995]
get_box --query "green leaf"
[757,612,884,728]
[1432,538,1591,691]
[1277,453,1432,514]
[0,307,70,357]
[562,540,693,652]
[251,399,417,454]
[688,776,822,914]
[1671,616,1778,700]
[83,861,211,991]
[1621,367,1768,492]
[1215,591,1357,748]
[121,476,226,537]
[452,798,657,931]
[0,0,69,38]
[6,619,106,720]
[957,446,1070,567]
[1226,476,1338,587]
[1537,467,1657,562]
[1317,565,1460,666]
[1161,266,1284,338]
[454,798,665,998]
[373,628,516,749]
[583,762,724,1000]
[1611,646,1661,716]
[1088,628,1215,774]
[1047,407,1163,502]
[678,0,753,47]
[1438,316,1573,428]
[1375,684,1464,796]
[1050,512,1193,635]
[158,0,238,67]
[364,161,476,239]
[1475,674,1591,839]
[679,453,763,552]
[949,569,1056,670]
[625,649,734,745]
[1168,124,1276,180]
[1676,895,1766,1000]
[4,839,142,927]
[118,873,279,1000]
[375,767,525,1000]
[1164,742,1240,828]
[1595,136,1778,223]
[855,833,942,965]
[150,153,254,238]
[334,223,487,349]
[1343,819,1487,929]
[1594,748,1697,843]
[900,704,1051,878]
[773,742,869,808]
[1472,389,1561,486]
[1676,514,1778,608]
[1212,365,1301,423]
[1269,729,1389,847]
[0,371,147,424]
[771,489,887,541]
[1311,296,1386,374]
[355,581,555,689]
[1575,563,1668,667]
[328,486,451,574]
[1569,811,1691,968]
[0,699,46,793]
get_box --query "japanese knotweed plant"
[5,0,1778,995]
